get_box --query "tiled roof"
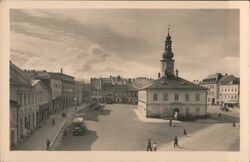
[141,76,207,90]
[126,82,138,91]
[200,73,223,84]
[132,77,154,89]
[101,78,113,85]
[219,75,239,85]
[10,62,31,86]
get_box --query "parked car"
[72,117,86,136]
[221,106,229,112]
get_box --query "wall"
[146,89,207,117]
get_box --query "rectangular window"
[153,94,158,101]
[17,92,22,106]
[28,93,30,104]
[164,94,168,101]
[196,94,200,101]
[196,107,200,113]
[185,94,189,101]
[185,108,189,114]
[174,94,179,101]
[24,93,27,105]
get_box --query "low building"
[138,28,207,118]
[219,75,240,108]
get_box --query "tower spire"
[168,25,170,36]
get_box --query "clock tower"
[161,26,175,77]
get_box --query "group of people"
[146,139,157,151]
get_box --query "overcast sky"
[10,9,239,81]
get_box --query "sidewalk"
[14,104,87,151]
[134,109,181,123]
[158,123,240,151]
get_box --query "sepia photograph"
[0,1,249,162]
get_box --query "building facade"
[199,73,224,105]
[26,70,63,114]
[10,62,50,146]
[90,76,152,104]
[138,28,207,118]
[218,75,240,108]
[51,69,74,109]
[74,81,83,106]
[82,83,91,103]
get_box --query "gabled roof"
[141,76,207,91]
[219,75,239,85]
[10,62,31,86]
[132,77,154,89]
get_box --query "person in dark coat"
[169,120,172,127]
[45,138,50,150]
[183,129,187,136]
[233,122,236,127]
[147,139,152,151]
[174,136,179,148]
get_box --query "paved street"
[53,104,216,151]
[14,104,87,150]
[158,123,239,151]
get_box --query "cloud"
[10,9,239,81]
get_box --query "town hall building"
[138,28,208,118]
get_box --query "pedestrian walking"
[218,113,222,118]
[174,136,179,148]
[153,142,157,151]
[169,119,172,127]
[52,118,55,126]
[233,122,236,127]
[146,139,152,151]
[45,138,50,150]
[183,129,187,136]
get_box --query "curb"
[49,105,88,150]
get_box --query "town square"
[9,9,240,152]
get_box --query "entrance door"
[173,108,180,119]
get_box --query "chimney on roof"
[60,68,63,74]
[175,69,179,78]
[158,72,161,78]
[118,75,121,80]
[225,73,228,76]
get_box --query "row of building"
[90,76,154,104]
[198,73,240,108]
[10,62,90,148]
